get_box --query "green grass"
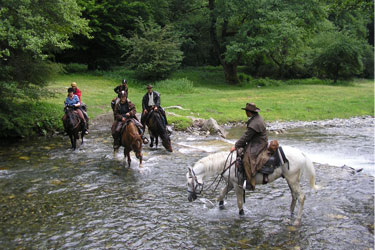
[45,68,374,130]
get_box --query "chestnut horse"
[146,110,172,152]
[121,120,143,167]
[62,106,85,150]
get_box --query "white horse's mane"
[193,151,232,177]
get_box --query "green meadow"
[46,67,374,131]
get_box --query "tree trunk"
[208,0,239,85]
[223,62,239,84]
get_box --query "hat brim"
[241,108,260,112]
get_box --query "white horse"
[186,146,320,226]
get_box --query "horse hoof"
[293,219,301,227]
[150,143,153,148]
[239,209,244,215]
[219,201,225,210]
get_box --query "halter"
[187,168,204,196]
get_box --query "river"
[0,116,373,249]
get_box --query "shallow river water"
[0,117,373,249]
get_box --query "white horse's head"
[186,166,203,202]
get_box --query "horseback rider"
[71,81,89,130]
[230,103,268,190]
[64,88,89,134]
[141,84,168,128]
[112,91,149,151]
[71,82,81,101]
[111,79,129,110]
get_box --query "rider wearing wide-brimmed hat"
[230,102,268,190]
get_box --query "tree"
[0,0,90,138]
[312,32,363,82]
[121,19,183,81]
[207,0,325,84]
[0,0,90,99]
[57,0,161,70]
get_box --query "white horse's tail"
[302,153,321,191]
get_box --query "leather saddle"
[259,143,288,175]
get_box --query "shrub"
[64,63,88,73]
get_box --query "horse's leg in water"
[81,129,85,145]
[123,147,131,168]
[234,184,245,215]
[150,134,154,148]
[217,182,233,209]
[138,152,142,167]
[127,149,131,168]
[155,136,159,148]
[286,174,305,226]
[69,134,75,149]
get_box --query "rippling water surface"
[0,121,373,249]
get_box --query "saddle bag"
[259,147,289,175]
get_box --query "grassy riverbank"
[43,67,373,131]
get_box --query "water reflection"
[0,122,373,249]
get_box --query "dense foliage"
[121,19,183,80]
[0,0,90,138]
[0,0,373,138]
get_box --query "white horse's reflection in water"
[186,146,320,226]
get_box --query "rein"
[208,151,237,192]
[191,151,237,196]
[187,168,204,195]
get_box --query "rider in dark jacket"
[230,103,268,190]
[141,84,168,128]
[111,91,148,150]
[111,79,129,110]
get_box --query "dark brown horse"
[62,106,85,150]
[146,110,172,152]
[121,120,143,167]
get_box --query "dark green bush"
[0,102,63,139]
[64,63,88,73]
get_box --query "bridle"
[187,151,239,198]
[187,168,204,196]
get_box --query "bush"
[0,102,63,139]
[64,63,88,73]
[312,32,363,82]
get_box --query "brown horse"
[62,106,85,150]
[146,110,172,152]
[120,120,143,167]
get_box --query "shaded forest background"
[0,0,373,138]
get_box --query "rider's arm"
[155,92,161,107]
[234,127,256,149]
[73,95,81,107]
[113,104,123,121]
[142,94,147,111]
[128,102,137,117]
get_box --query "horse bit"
[187,168,204,196]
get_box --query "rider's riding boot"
[82,121,89,135]
[138,128,149,144]
[142,135,149,144]
[263,174,269,184]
